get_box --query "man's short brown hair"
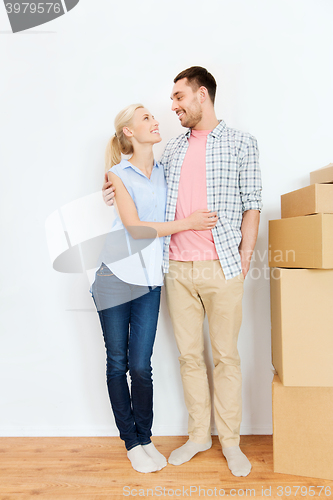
[174,66,217,104]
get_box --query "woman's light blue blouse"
[105,159,167,287]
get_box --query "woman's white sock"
[142,442,167,469]
[127,445,159,473]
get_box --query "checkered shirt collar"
[184,119,227,139]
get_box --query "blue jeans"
[91,265,161,451]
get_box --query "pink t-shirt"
[169,129,219,261]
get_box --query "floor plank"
[0,436,332,499]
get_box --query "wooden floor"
[0,436,332,499]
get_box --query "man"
[103,66,262,477]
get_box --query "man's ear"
[123,126,133,138]
[198,86,208,103]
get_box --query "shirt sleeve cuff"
[242,191,263,213]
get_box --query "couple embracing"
[91,66,262,474]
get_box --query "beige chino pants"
[165,260,244,448]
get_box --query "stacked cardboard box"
[272,375,333,480]
[269,163,333,480]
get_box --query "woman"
[91,104,218,473]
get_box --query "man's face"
[170,78,202,129]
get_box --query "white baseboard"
[152,424,272,436]
[0,424,272,437]
[0,426,118,437]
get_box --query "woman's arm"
[109,172,218,239]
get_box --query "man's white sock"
[127,445,159,473]
[168,439,212,466]
[222,445,251,477]
[142,442,167,469]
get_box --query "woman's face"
[125,107,162,145]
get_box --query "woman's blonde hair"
[105,103,144,172]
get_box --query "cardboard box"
[310,163,333,184]
[281,184,333,218]
[272,374,333,480]
[269,214,333,268]
[270,268,333,386]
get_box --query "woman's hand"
[102,173,115,206]
[186,209,218,231]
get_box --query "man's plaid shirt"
[160,120,262,280]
